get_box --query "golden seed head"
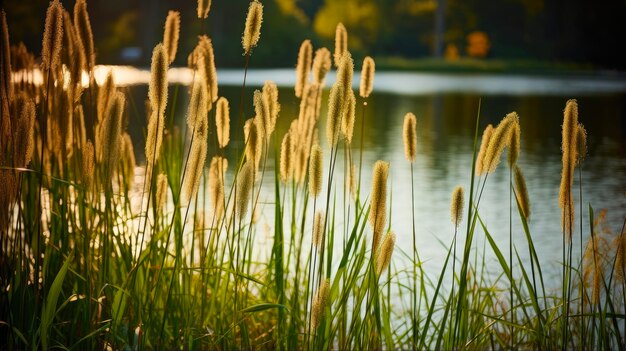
[15,99,36,167]
[1,10,13,102]
[583,234,607,305]
[313,211,325,248]
[99,92,125,181]
[311,279,330,329]
[280,132,293,183]
[295,39,313,98]
[181,112,208,205]
[508,118,521,168]
[187,69,209,130]
[559,99,579,241]
[309,144,323,197]
[475,124,494,175]
[208,156,227,220]
[149,43,169,118]
[244,117,262,171]
[73,0,95,71]
[326,83,345,147]
[615,229,626,283]
[236,162,254,219]
[514,165,530,219]
[483,112,518,174]
[450,186,464,227]
[163,11,180,64]
[155,173,168,212]
[347,163,356,199]
[197,0,211,19]
[82,140,95,189]
[120,133,136,191]
[336,51,354,94]
[341,89,356,144]
[403,112,417,163]
[97,70,116,122]
[360,56,375,98]
[41,0,64,71]
[376,232,396,276]
[242,1,263,55]
[576,123,587,165]
[334,23,347,67]
[198,35,218,102]
[216,97,230,148]
[253,89,270,138]
[370,160,389,251]
[263,80,280,136]
[145,110,165,164]
[312,47,331,85]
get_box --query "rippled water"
[122,68,626,288]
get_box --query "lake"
[112,66,626,289]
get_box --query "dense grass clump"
[1,1,625,350]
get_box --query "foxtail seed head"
[280,132,293,183]
[508,118,521,168]
[334,23,347,67]
[295,40,312,98]
[450,186,464,228]
[311,279,330,329]
[197,0,211,19]
[514,165,530,219]
[341,89,356,144]
[576,123,587,165]
[360,56,375,98]
[1,10,13,102]
[216,97,230,148]
[403,112,417,163]
[370,160,389,251]
[149,43,169,118]
[163,11,180,64]
[483,112,518,174]
[313,211,325,248]
[309,144,323,197]
[263,80,280,136]
[312,47,331,85]
[73,0,95,71]
[559,99,578,241]
[376,232,396,276]
[475,124,494,175]
[156,173,168,212]
[326,83,345,147]
[242,1,263,55]
[236,162,254,219]
[41,0,64,72]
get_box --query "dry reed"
[145,43,169,163]
[98,92,125,181]
[198,35,218,102]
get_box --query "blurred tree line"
[3,0,626,69]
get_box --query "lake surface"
[118,67,626,289]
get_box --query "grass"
[1,1,626,350]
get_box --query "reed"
[295,39,312,98]
[198,35,218,102]
[244,117,263,170]
[242,1,263,55]
[82,140,95,189]
[181,117,208,205]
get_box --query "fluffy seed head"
[280,132,293,182]
[376,232,396,276]
[73,0,95,71]
[334,23,347,67]
[347,163,356,199]
[145,110,165,163]
[244,117,263,171]
[475,124,494,175]
[236,162,254,219]
[450,186,464,227]
[583,234,607,305]
[615,229,626,283]
[120,133,136,191]
[312,47,331,85]
[263,80,280,129]
[186,70,209,130]
[326,83,345,147]
[484,112,518,174]
[309,144,323,197]
[216,97,230,148]
[198,35,218,102]
[97,70,115,122]
[360,56,375,98]
[242,1,263,55]
[559,99,578,241]
[295,40,312,98]
[41,0,64,71]
[82,140,95,189]
[1,10,13,102]
[508,118,521,167]
[336,51,354,94]
[253,90,270,138]
[163,11,180,64]
[313,211,325,248]
[576,123,587,165]
[181,115,208,205]
[156,173,169,212]
[197,0,211,19]
[208,156,227,220]
[514,165,530,219]
[403,112,417,163]
[15,99,36,167]
[341,90,356,144]
[311,279,330,329]
[99,92,125,181]
[370,161,389,251]
[149,43,169,118]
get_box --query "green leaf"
[40,253,72,350]
[240,303,289,313]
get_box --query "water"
[121,68,626,290]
